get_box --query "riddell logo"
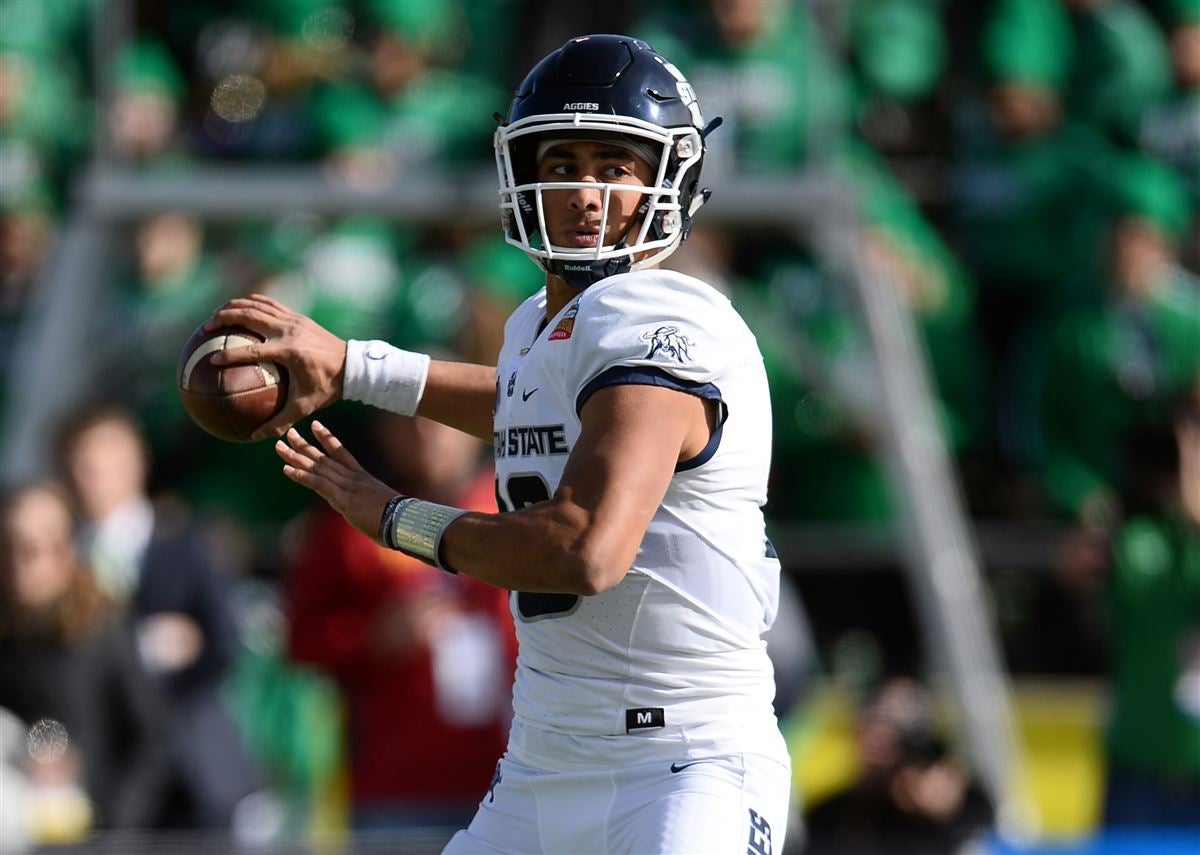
[563,102,600,111]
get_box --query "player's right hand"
[204,294,348,439]
[275,421,397,545]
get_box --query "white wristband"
[343,340,431,416]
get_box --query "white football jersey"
[492,269,786,772]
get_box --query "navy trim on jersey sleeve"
[576,366,726,472]
[676,420,724,472]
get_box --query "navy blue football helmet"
[495,35,717,287]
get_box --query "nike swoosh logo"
[522,387,539,401]
[670,761,700,773]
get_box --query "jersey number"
[495,474,581,621]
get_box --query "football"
[177,325,288,442]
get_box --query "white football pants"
[442,750,790,855]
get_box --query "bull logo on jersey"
[642,325,692,362]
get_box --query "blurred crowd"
[0,0,1197,852]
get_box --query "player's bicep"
[553,383,706,585]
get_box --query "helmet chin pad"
[549,255,633,289]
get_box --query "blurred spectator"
[955,0,1114,319]
[286,411,515,830]
[253,0,353,94]
[0,189,53,317]
[0,481,169,837]
[312,0,503,185]
[1063,0,1174,144]
[843,0,948,106]
[261,216,408,343]
[1103,385,1200,827]
[128,214,220,334]
[119,213,225,448]
[637,0,851,175]
[0,1,88,193]
[1032,154,1198,683]
[973,0,1173,150]
[954,0,1132,479]
[1138,0,1200,269]
[190,0,353,159]
[56,406,262,830]
[110,39,187,164]
[246,216,483,359]
[0,0,87,321]
[1167,0,1200,92]
[803,677,993,855]
[1039,154,1199,529]
[737,145,986,524]
[223,580,342,843]
[836,0,952,156]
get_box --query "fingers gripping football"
[276,422,396,542]
[205,295,348,439]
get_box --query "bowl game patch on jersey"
[549,304,579,341]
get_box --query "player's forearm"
[438,500,634,596]
[417,359,499,443]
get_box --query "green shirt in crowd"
[1042,273,1200,519]
[1108,512,1200,780]
[638,2,851,173]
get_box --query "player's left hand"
[275,421,396,543]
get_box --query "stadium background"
[0,0,1197,852]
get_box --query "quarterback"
[207,35,789,854]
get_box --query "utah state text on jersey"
[494,424,570,458]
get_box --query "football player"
[207,34,790,854]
